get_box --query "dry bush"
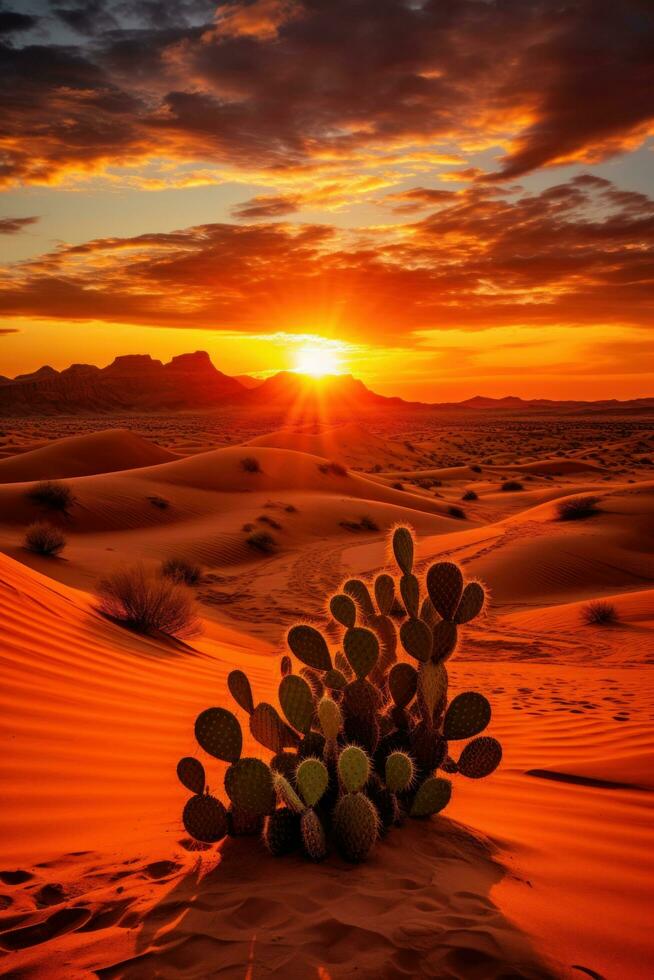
[26,480,75,512]
[24,521,66,556]
[556,496,601,521]
[148,495,169,509]
[161,556,202,586]
[247,531,276,553]
[241,456,261,473]
[97,564,199,637]
[448,505,466,520]
[462,489,478,501]
[582,600,619,626]
[318,460,348,476]
[501,480,524,492]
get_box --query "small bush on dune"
[148,495,169,509]
[27,480,75,513]
[582,600,619,626]
[258,515,282,530]
[339,514,380,532]
[97,564,199,637]
[501,480,524,492]
[462,489,478,501]
[448,505,466,520]
[247,531,276,553]
[392,481,405,491]
[556,496,601,521]
[24,521,66,556]
[241,456,262,473]
[318,460,348,476]
[161,556,202,586]
[470,464,482,473]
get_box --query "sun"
[293,345,342,378]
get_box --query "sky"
[1,0,653,401]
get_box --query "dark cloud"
[0,10,38,34]
[0,216,39,234]
[231,195,301,219]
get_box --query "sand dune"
[0,429,175,483]
[246,421,428,469]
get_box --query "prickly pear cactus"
[177,525,501,863]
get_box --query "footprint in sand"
[0,906,91,951]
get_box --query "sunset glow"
[293,345,343,378]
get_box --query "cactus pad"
[410,722,447,773]
[301,809,328,861]
[418,661,448,718]
[392,526,414,575]
[454,581,486,624]
[400,617,432,662]
[400,573,420,618]
[264,807,301,856]
[333,792,379,862]
[323,668,347,690]
[273,773,305,813]
[338,745,370,792]
[177,756,205,795]
[426,562,464,621]
[432,620,458,662]
[385,751,415,793]
[410,776,452,817]
[342,578,375,617]
[443,691,491,740]
[330,593,356,627]
[297,758,329,807]
[420,596,440,628]
[287,624,332,671]
[195,707,242,763]
[227,669,255,715]
[458,736,502,779]
[250,702,300,753]
[298,730,326,760]
[389,662,418,707]
[318,696,343,739]
[183,793,227,843]
[280,654,292,676]
[228,806,263,837]
[225,758,275,816]
[270,752,298,781]
[374,574,395,615]
[279,674,314,734]
[344,626,379,678]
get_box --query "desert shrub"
[501,480,524,492]
[247,531,276,553]
[258,515,282,530]
[161,556,202,586]
[582,600,618,626]
[470,464,482,473]
[318,460,348,476]
[148,495,169,509]
[285,504,298,513]
[177,526,501,861]
[462,489,478,501]
[97,564,199,637]
[448,506,466,520]
[392,481,405,491]
[340,515,380,532]
[26,480,75,513]
[241,456,261,473]
[556,496,601,521]
[24,521,66,556]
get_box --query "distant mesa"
[0,351,651,416]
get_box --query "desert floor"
[0,410,652,979]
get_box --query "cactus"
[227,669,254,714]
[263,807,301,856]
[443,692,491,740]
[179,525,500,864]
[183,793,227,843]
[177,756,205,795]
[279,674,314,734]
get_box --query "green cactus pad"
[318,696,343,739]
[195,707,242,763]
[458,736,502,778]
[279,674,314,734]
[227,669,255,715]
[225,758,275,816]
[297,757,329,807]
[418,661,448,717]
[323,668,347,690]
[344,626,379,678]
[392,526,414,575]
[400,617,432,662]
[426,561,464,621]
[301,808,327,861]
[338,745,370,792]
[273,773,305,813]
[410,776,452,817]
[385,751,415,793]
[432,620,458,662]
[389,662,418,707]
[443,691,491,740]
[227,806,263,836]
[330,593,357,627]
[182,793,227,843]
[177,756,205,795]
[333,792,379,862]
[250,702,300,753]
[263,807,301,856]
[419,596,440,628]
[400,573,420,618]
[454,581,486,624]
[342,578,375,617]
[374,574,395,615]
[270,752,298,781]
[280,655,292,676]
[287,624,332,671]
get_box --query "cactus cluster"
[177,526,501,862]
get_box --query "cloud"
[232,194,301,219]
[0,10,38,34]
[0,216,39,234]
[1,175,652,343]
[1,1,652,190]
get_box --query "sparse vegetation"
[148,495,169,509]
[285,504,298,513]
[26,480,75,513]
[318,460,348,476]
[448,505,466,520]
[247,531,276,553]
[470,464,482,473]
[241,456,262,473]
[556,496,601,521]
[340,514,380,532]
[24,521,67,556]
[258,515,282,530]
[97,564,199,637]
[582,600,619,626]
[462,489,478,501]
[161,556,202,586]
[501,480,524,492]
[392,481,405,491]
